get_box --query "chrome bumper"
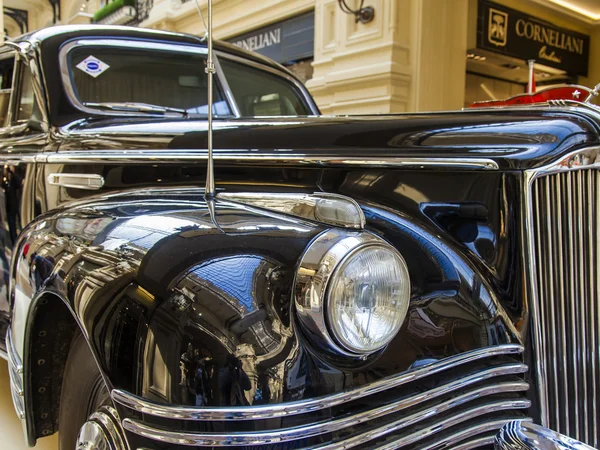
[495,421,598,450]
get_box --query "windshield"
[68,46,231,116]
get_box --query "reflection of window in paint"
[190,256,265,312]
[106,216,196,250]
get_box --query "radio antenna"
[194,0,208,40]
[204,0,216,198]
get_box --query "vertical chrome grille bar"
[588,169,597,447]
[544,178,559,430]
[530,166,600,447]
[589,171,600,448]
[566,171,579,438]
[526,170,549,428]
[555,173,569,432]
[576,171,589,444]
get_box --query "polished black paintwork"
[4,25,600,446]
[14,187,520,428]
[60,109,599,170]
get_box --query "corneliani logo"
[488,8,508,47]
[233,29,281,52]
[478,0,589,75]
[515,19,585,55]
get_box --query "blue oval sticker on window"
[76,56,110,78]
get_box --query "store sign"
[229,11,314,64]
[477,0,589,76]
[233,27,282,54]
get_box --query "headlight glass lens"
[327,245,410,353]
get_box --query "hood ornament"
[469,82,600,108]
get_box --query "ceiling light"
[546,0,600,21]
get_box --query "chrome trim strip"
[6,327,25,420]
[6,327,23,378]
[522,169,549,427]
[315,398,530,450]
[47,173,105,190]
[213,53,240,118]
[528,145,600,178]
[0,153,37,164]
[217,192,366,229]
[112,344,524,420]
[40,150,500,170]
[452,437,496,450]
[378,418,533,450]
[122,387,530,447]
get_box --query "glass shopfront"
[465,0,590,106]
[228,11,315,84]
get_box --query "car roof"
[12,24,294,77]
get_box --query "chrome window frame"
[58,38,240,118]
[216,50,320,116]
[11,56,37,129]
[0,50,19,133]
[0,44,51,140]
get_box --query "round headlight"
[294,229,411,357]
[327,245,410,353]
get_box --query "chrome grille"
[530,168,600,447]
[114,345,529,449]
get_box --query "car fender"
[5,188,521,444]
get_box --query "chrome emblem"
[573,90,581,99]
[488,8,508,47]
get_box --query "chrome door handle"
[47,173,104,190]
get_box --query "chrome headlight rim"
[325,241,410,354]
[294,228,411,358]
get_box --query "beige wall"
[585,27,600,88]
[306,0,468,114]
[4,0,600,112]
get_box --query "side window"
[219,58,311,117]
[0,56,15,127]
[15,66,34,123]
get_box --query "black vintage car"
[0,24,598,450]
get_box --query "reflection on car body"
[0,23,597,450]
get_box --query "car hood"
[59,106,600,170]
